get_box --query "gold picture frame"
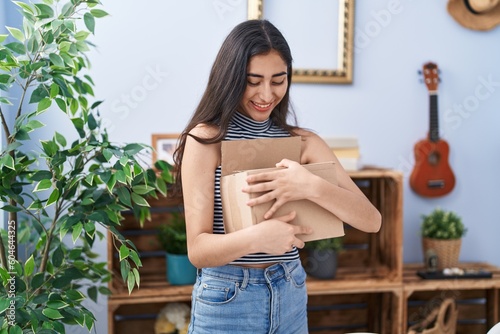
[247,0,354,84]
[151,133,180,165]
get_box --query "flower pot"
[422,238,462,270]
[303,249,338,279]
[165,253,197,285]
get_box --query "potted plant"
[421,208,467,270]
[0,1,172,332]
[157,214,196,285]
[303,237,343,279]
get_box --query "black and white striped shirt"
[214,112,300,264]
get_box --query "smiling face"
[238,50,289,122]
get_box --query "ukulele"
[410,62,455,197]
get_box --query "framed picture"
[151,133,180,165]
[247,0,354,84]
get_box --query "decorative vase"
[165,253,197,285]
[422,238,462,270]
[303,249,338,279]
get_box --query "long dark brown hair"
[172,20,298,195]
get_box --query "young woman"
[173,19,381,334]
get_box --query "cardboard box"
[220,137,344,242]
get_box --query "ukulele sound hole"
[428,151,441,165]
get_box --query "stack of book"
[323,137,361,171]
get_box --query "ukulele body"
[410,138,455,197]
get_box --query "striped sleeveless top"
[214,112,300,265]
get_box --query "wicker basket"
[422,238,462,270]
[408,298,458,334]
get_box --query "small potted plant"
[421,208,467,270]
[303,237,343,279]
[158,214,197,285]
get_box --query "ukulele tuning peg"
[419,79,424,84]
[417,70,422,75]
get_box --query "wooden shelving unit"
[107,169,500,333]
[107,169,405,333]
[106,169,499,333]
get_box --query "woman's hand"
[243,159,318,219]
[250,211,312,254]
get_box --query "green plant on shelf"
[158,214,188,255]
[421,208,467,240]
[305,237,343,251]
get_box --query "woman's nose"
[258,83,273,102]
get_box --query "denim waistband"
[199,259,301,288]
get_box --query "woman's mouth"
[251,101,273,112]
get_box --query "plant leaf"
[47,300,69,310]
[34,179,52,192]
[6,26,25,42]
[131,193,149,207]
[87,286,98,303]
[31,273,45,289]
[45,188,60,207]
[24,255,35,276]
[132,268,140,288]
[42,308,64,320]
[83,12,95,34]
[0,298,9,314]
[34,3,54,18]
[72,223,83,243]
[50,83,59,98]
[116,187,132,207]
[5,42,25,54]
[26,119,45,131]
[127,273,135,295]
[1,154,15,170]
[8,325,22,334]
[37,97,52,112]
[131,185,155,195]
[119,244,129,262]
[52,245,64,267]
[49,53,64,67]
[90,9,109,18]
[0,205,22,213]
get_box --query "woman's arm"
[244,131,381,233]
[181,126,312,268]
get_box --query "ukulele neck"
[429,91,439,142]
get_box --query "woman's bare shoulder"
[189,123,220,139]
[294,128,322,143]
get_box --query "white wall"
[91,0,500,267]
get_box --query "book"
[323,137,361,171]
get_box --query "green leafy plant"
[157,214,188,255]
[0,0,172,332]
[421,208,467,240]
[305,237,343,252]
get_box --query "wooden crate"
[339,169,403,282]
[403,262,500,334]
[308,291,401,334]
[110,301,191,334]
[107,195,184,296]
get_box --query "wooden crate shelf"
[107,169,404,334]
[403,262,500,334]
[308,291,401,334]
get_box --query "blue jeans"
[188,259,308,334]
